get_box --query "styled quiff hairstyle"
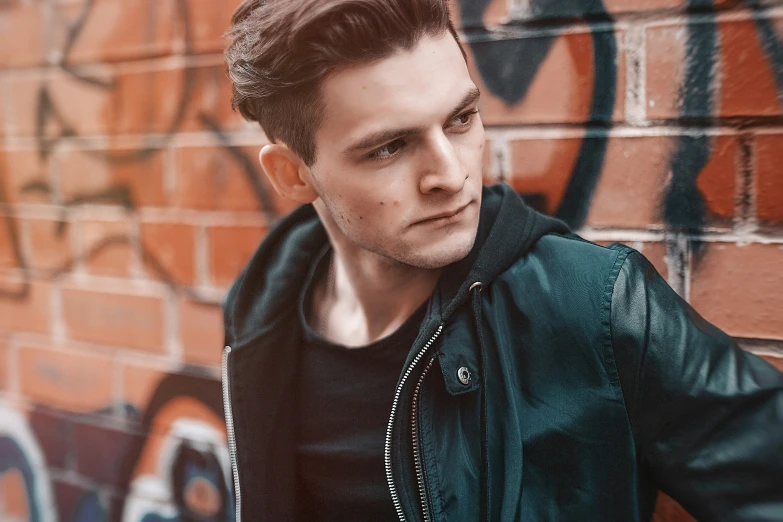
[224,0,464,166]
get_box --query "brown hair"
[224,0,463,166]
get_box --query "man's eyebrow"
[342,86,482,155]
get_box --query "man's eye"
[454,109,479,127]
[368,139,405,161]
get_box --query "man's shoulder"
[490,232,636,329]
[509,231,633,283]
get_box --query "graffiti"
[0,0,279,303]
[117,372,232,522]
[459,0,618,228]
[1,0,778,303]
[458,0,782,238]
[0,406,56,522]
[0,2,273,513]
[0,372,232,521]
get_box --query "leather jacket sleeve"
[610,250,783,521]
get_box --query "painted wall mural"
[0,373,232,521]
[0,0,279,304]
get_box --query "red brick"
[179,65,249,133]
[604,0,684,12]
[0,215,23,270]
[50,0,179,64]
[173,146,261,212]
[647,19,780,120]
[533,0,743,21]
[0,336,7,390]
[449,0,507,28]
[121,365,224,434]
[0,2,45,68]
[608,0,737,14]
[187,0,238,53]
[179,299,224,366]
[756,133,783,226]
[107,65,245,136]
[28,408,72,469]
[0,150,5,200]
[141,222,195,285]
[207,225,266,286]
[109,68,187,136]
[690,243,783,340]
[103,64,246,136]
[72,421,143,487]
[109,150,168,207]
[717,18,780,118]
[694,135,737,225]
[58,148,167,208]
[465,29,625,126]
[507,134,736,229]
[62,288,165,352]
[27,218,72,273]
[2,149,51,205]
[646,24,691,120]
[455,0,723,26]
[0,278,51,334]
[14,68,205,140]
[57,150,109,203]
[509,134,734,229]
[79,220,135,277]
[508,136,584,216]
[122,363,166,412]
[10,71,115,138]
[7,76,41,137]
[18,345,113,411]
[577,133,735,228]
[9,65,244,140]
[638,242,669,282]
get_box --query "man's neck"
[311,241,440,348]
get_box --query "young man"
[220,1,783,520]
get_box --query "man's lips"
[414,201,472,225]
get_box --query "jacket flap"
[437,307,481,396]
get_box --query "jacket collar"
[223,183,569,352]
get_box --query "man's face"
[308,32,485,270]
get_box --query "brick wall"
[0,0,781,520]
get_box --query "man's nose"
[418,132,467,195]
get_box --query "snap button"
[457,366,471,385]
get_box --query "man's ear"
[259,144,318,204]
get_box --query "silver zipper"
[222,345,242,522]
[412,356,437,522]
[385,324,444,522]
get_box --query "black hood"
[223,183,570,349]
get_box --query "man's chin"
[400,235,477,270]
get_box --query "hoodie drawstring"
[470,281,490,522]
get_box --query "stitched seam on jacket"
[602,245,633,386]
[605,245,643,445]
[421,369,447,520]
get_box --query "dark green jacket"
[222,183,783,522]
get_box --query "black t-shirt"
[295,248,427,521]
